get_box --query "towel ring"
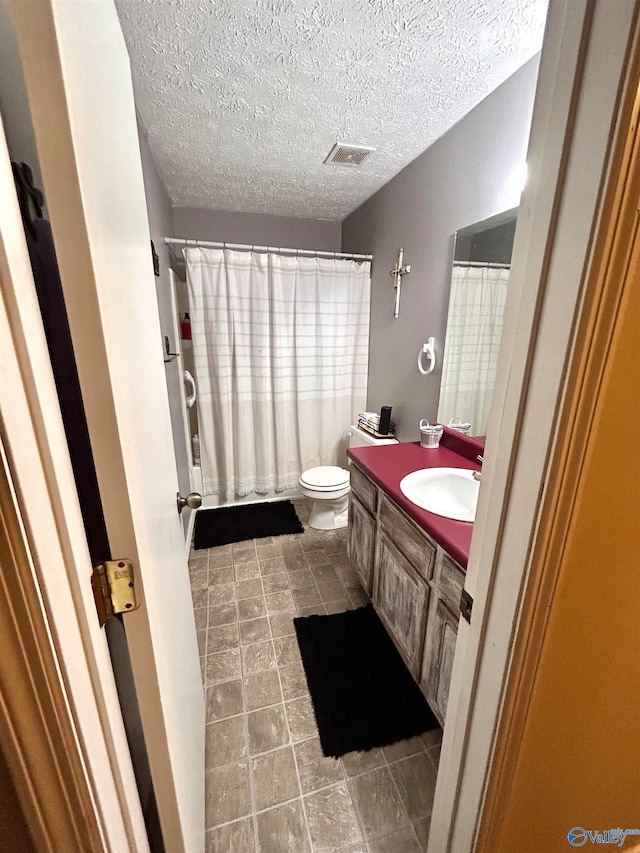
[418,337,436,375]
[184,370,196,408]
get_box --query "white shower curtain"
[186,247,371,499]
[437,265,509,435]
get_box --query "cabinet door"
[347,494,376,595]
[421,600,459,726]
[375,533,429,677]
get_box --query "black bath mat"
[193,500,304,549]
[294,604,439,758]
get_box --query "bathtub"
[190,465,302,510]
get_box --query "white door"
[8,2,205,851]
[169,269,196,471]
[0,109,150,853]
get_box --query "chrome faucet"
[472,454,483,482]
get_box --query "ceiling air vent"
[324,142,375,168]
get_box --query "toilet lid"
[300,466,350,490]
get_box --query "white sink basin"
[399,467,479,522]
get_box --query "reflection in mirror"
[437,208,518,437]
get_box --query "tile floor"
[189,498,442,853]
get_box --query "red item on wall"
[181,312,192,340]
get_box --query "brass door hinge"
[91,559,139,627]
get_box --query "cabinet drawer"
[438,553,466,614]
[379,494,436,581]
[349,464,378,516]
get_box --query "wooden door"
[8,2,205,851]
[375,533,429,676]
[347,494,376,595]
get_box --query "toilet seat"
[299,466,350,491]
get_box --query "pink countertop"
[347,431,482,569]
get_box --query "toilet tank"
[348,424,399,448]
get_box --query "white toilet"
[299,424,398,530]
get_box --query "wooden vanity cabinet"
[347,460,467,727]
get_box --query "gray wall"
[456,219,518,264]
[0,0,43,194]
[342,56,540,441]
[137,123,192,532]
[172,206,341,251]
[470,220,517,264]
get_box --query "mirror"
[437,208,518,437]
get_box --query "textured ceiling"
[116,0,547,220]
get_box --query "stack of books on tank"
[357,412,396,439]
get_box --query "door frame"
[428,1,640,849]
[0,111,148,851]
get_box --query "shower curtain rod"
[453,260,511,269]
[164,237,372,262]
